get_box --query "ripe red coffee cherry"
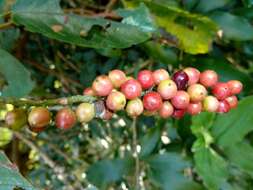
[187,84,207,102]
[137,70,155,89]
[120,79,142,100]
[92,75,113,96]
[152,69,170,85]
[172,70,189,90]
[55,108,76,130]
[172,109,185,119]
[217,100,230,113]
[29,126,46,133]
[159,101,174,118]
[108,69,126,88]
[199,70,218,87]
[187,102,202,115]
[203,96,219,112]
[143,92,163,111]
[101,109,113,120]
[183,67,200,85]
[227,80,243,95]
[106,91,126,111]
[212,82,230,100]
[157,79,177,100]
[76,103,95,123]
[126,98,144,117]
[5,109,27,131]
[225,96,238,109]
[28,107,51,128]
[171,90,190,109]
[83,87,96,96]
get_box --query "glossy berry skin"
[76,103,95,123]
[172,70,189,90]
[152,69,170,85]
[172,109,185,119]
[108,69,126,88]
[212,82,231,100]
[159,101,174,118]
[126,98,144,117]
[157,79,177,100]
[137,70,155,89]
[28,107,51,128]
[5,109,27,131]
[225,96,238,109]
[199,70,218,87]
[187,84,207,102]
[55,108,76,130]
[227,80,243,95]
[143,92,163,111]
[92,75,113,96]
[83,87,96,96]
[183,67,200,85]
[120,79,142,100]
[187,102,202,115]
[171,91,190,109]
[101,109,113,120]
[203,96,219,112]
[106,91,126,111]
[29,126,46,133]
[217,100,230,113]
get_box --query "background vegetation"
[0,0,253,189]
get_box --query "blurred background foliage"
[0,0,253,189]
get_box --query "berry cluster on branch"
[4,67,243,132]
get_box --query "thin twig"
[0,21,13,30]
[105,0,118,13]
[132,117,140,189]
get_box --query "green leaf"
[194,147,229,190]
[0,49,34,97]
[0,151,37,190]
[195,0,231,13]
[12,0,152,49]
[210,11,253,41]
[139,126,161,158]
[86,158,134,189]
[224,141,253,177]
[147,153,203,190]
[189,58,253,95]
[212,96,253,148]
[143,1,217,54]
[0,128,12,147]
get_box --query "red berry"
[152,69,170,85]
[5,109,27,131]
[159,101,174,118]
[171,90,190,109]
[126,98,144,117]
[172,70,189,90]
[108,69,126,88]
[187,102,202,115]
[55,108,76,130]
[187,84,207,102]
[137,70,155,89]
[217,100,230,113]
[76,103,95,123]
[28,107,51,128]
[172,109,185,119]
[183,67,200,85]
[120,79,142,100]
[227,80,243,95]
[92,75,113,96]
[199,70,218,87]
[212,82,230,100]
[106,91,126,111]
[143,92,163,111]
[203,96,219,112]
[101,109,113,120]
[157,79,177,100]
[225,96,238,109]
[29,126,46,133]
[83,87,96,96]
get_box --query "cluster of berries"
[5,68,242,132]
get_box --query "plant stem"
[0,95,97,107]
[0,21,13,30]
[132,117,140,190]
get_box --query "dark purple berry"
[172,70,189,90]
